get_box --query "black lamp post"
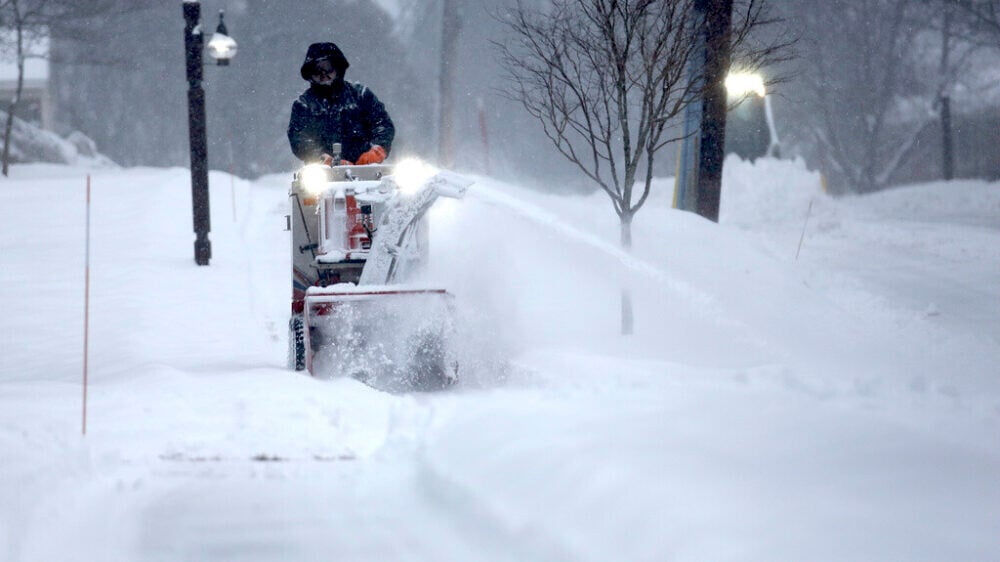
[182,2,237,266]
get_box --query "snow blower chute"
[288,147,470,391]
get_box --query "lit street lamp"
[183,2,237,266]
[207,11,238,66]
[725,71,780,159]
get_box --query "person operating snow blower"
[284,41,470,391]
[287,42,395,166]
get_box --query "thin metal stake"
[231,169,237,223]
[83,175,91,435]
[796,198,813,261]
[229,123,237,222]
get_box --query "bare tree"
[500,0,782,238]
[918,0,981,180]
[792,0,957,193]
[1,0,34,176]
[501,0,684,249]
[498,0,786,333]
[939,0,1000,44]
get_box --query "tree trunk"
[438,0,461,168]
[941,6,955,181]
[2,0,24,177]
[941,96,954,180]
[620,216,634,336]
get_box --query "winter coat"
[287,42,395,164]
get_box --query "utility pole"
[673,0,733,222]
[695,0,733,222]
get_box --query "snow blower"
[287,145,470,391]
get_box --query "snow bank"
[720,154,827,227]
[0,111,114,167]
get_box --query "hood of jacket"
[299,42,350,81]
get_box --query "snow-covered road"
[2,160,998,561]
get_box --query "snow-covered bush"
[0,110,114,167]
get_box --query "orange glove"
[356,145,387,165]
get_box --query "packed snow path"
[1,161,998,561]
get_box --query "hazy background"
[40,0,1000,194]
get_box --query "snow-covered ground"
[1,158,998,561]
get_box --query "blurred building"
[0,32,51,129]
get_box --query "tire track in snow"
[350,391,584,560]
[415,447,584,562]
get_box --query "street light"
[725,71,780,159]
[207,11,238,66]
[182,2,238,266]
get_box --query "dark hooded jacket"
[287,42,395,163]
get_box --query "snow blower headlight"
[300,164,331,195]
[392,158,439,196]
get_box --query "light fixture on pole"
[182,2,237,266]
[207,10,238,66]
[725,71,780,159]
